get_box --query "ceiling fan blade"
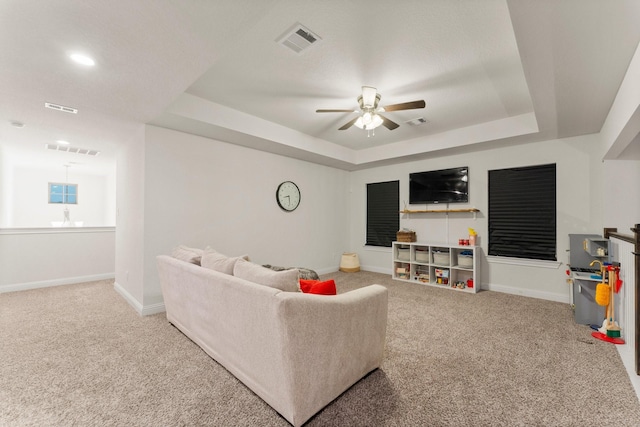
[379,114,400,130]
[361,86,378,107]
[338,117,359,130]
[381,100,426,112]
[316,109,356,113]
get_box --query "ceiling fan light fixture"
[316,86,424,134]
[354,112,383,130]
[369,114,383,129]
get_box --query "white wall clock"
[276,181,301,212]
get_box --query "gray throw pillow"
[233,258,299,292]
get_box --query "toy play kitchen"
[567,234,610,325]
[568,233,625,344]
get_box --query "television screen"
[409,167,468,204]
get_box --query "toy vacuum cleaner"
[592,263,624,344]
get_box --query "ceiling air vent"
[45,102,78,114]
[276,23,321,54]
[406,117,429,126]
[44,143,100,156]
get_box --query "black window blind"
[366,181,399,247]
[488,164,556,261]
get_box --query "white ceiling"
[1,0,640,173]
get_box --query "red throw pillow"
[299,279,318,293]
[299,279,337,295]
[311,279,337,295]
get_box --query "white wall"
[600,39,640,233]
[136,125,350,308]
[0,162,116,228]
[0,228,115,291]
[604,160,640,233]
[114,125,146,309]
[349,133,605,302]
[0,146,10,227]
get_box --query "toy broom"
[592,265,624,344]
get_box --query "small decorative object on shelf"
[468,228,478,246]
[392,241,479,294]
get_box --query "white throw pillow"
[201,248,249,275]
[171,245,203,265]
[233,258,299,292]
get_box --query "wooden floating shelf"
[400,208,480,214]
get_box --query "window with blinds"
[366,180,399,247]
[488,164,556,261]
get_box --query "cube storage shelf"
[392,241,479,294]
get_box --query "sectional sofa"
[157,248,388,426]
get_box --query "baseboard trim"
[113,281,165,316]
[315,266,339,275]
[142,302,166,316]
[361,265,392,275]
[481,282,570,304]
[358,267,569,303]
[0,273,115,294]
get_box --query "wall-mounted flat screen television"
[409,167,469,204]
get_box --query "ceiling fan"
[316,86,425,134]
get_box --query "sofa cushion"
[299,279,337,295]
[201,248,249,275]
[234,258,299,292]
[171,245,203,265]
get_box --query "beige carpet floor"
[1,271,640,426]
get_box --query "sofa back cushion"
[234,258,299,292]
[171,245,203,265]
[201,248,249,275]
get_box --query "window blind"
[366,181,399,247]
[488,164,556,261]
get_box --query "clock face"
[276,181,301,212]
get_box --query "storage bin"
[396,230,416,242]
[457,251,473,268]
[339,253,360,272]
[397,248,410,261]
[432,251,450,265]
[415,249,429,262]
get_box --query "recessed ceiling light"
[70,53,95,66]
[56,140,71,145]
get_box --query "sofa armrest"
[275,285,388,426]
